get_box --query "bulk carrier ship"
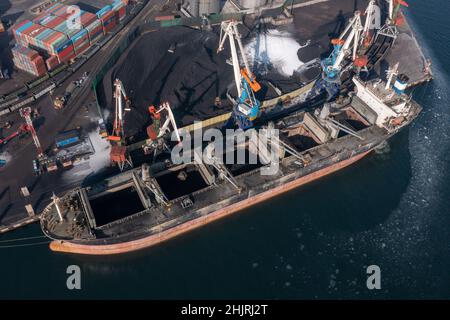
[40,74,422,255]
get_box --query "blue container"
[96,5,112,18]
[56,130,80,148]
[56,136,79,148]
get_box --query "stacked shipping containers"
[11,0,128,74]
[46,55,59,70]
[12,46,47,76]
[112,0,127,22]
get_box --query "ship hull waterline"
[49,149,372,255]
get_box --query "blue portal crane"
[218,20,262,130]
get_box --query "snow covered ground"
[245,29,306,77]
[62,127,111,182]
[0,151,12,167]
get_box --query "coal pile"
[98,27,237,139]
[97,26,319,140]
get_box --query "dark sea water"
[1,0,449,299]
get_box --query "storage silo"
[198,0,220,15]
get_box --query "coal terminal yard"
[96,24,322,140]
[96,0,375,141]
[0,0,432,250]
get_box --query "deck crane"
[388,0,409,25]
[361,0,378,49]
[217,20,262,130]
[108,78,131,142]
[379,0,409,38]
[144,102,181,160]
[147,102,181,143]
[19,107,44,158]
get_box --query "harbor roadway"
[0,0,173,229]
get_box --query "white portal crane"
[218,20,252,97]
[361,0,377,47]
[335,11,363,68]
[152,102,181,142]
[322,11,363,81]
[109,78,130,142]
[385,62,399,90]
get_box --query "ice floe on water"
[245,29,305,77]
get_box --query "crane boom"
[19,107,43,158]
[322,11,363,82]
[218,20,261,129]
[109,78,130,142]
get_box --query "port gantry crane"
[144,102,181,161]
[19,107,44,159]
[148,102,181,143]
[109,78,132,171]
[322,10,363,84]
[217,20,262,130]
[109,78,131,142]
[379,0,409,39]
[317,0,388,98]
[361,0,378,49]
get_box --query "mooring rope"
[0,235,46,244]
[0,240,50,249]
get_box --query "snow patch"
[62,127,111,181]
[0,151,12,165]
[245,29,305,77]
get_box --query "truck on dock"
[54,81,77,109]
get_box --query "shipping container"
[112,0,127,21]
[45,3,66,16]
[100,10,117,34]
[97,5,113,18]
[86,18,104,41]
[12,20,33,34]
[79,11,98,28]
[56,129,80,148]
[36,15,66,29]
[13,46,47,77]
[46,55,59,70]
[155,15,176,21]
[56,40,76,64]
